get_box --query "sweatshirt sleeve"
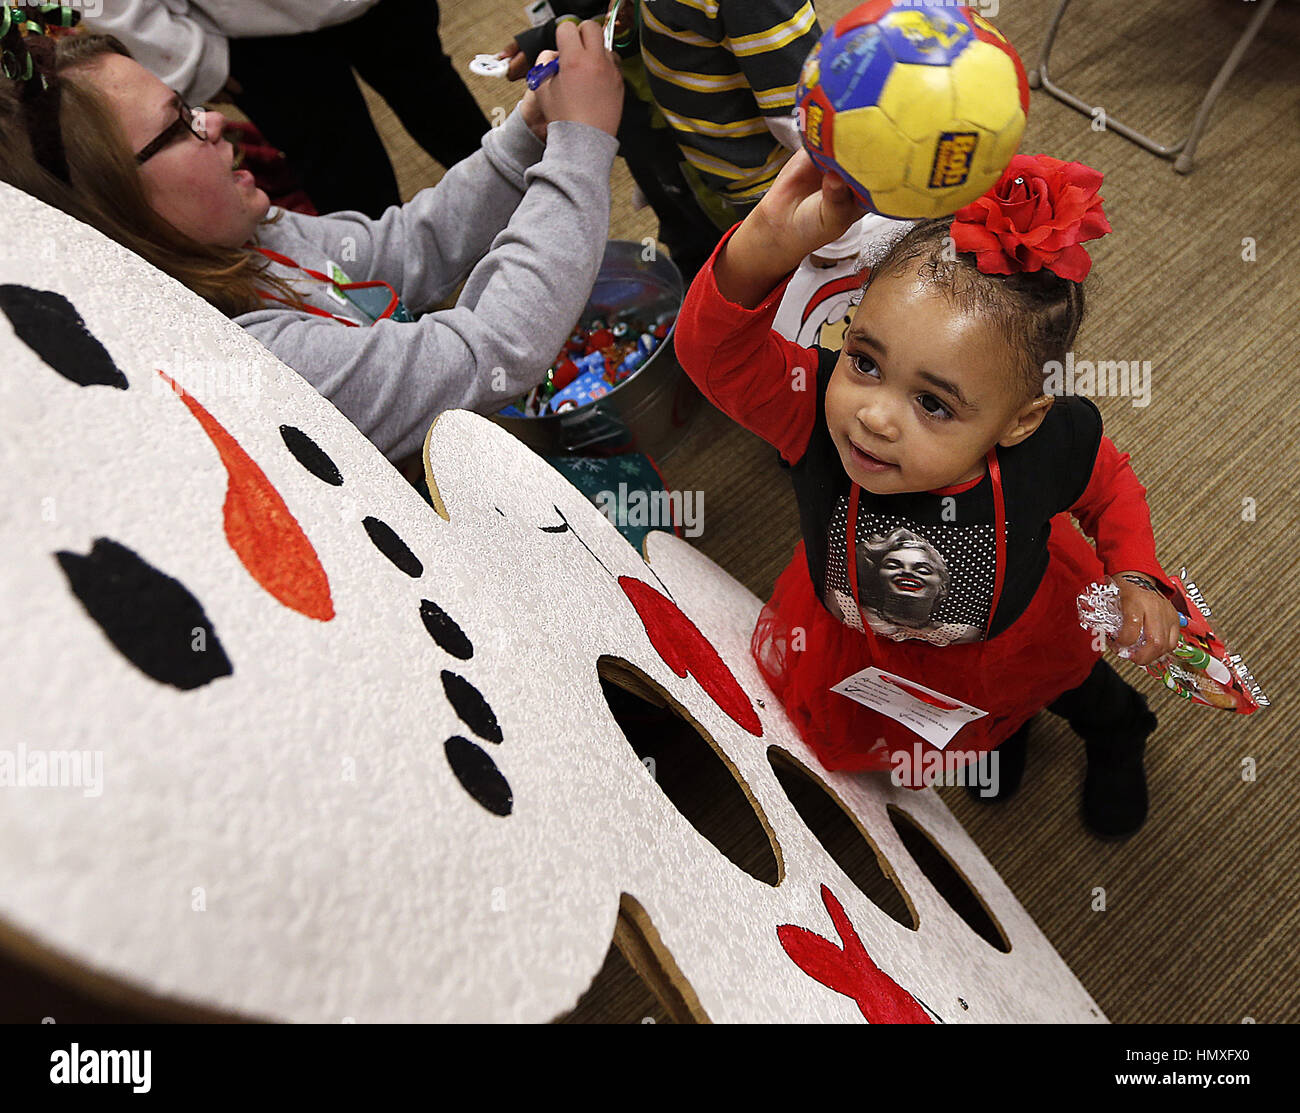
[1069,436,1175,592]
[266,108,549,314]
[237,115,618,462]
[675,226,819,465]
[86,1,230,103]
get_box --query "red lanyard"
[846,448,1006,652]
[254,246,401,327]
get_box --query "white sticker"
[469,54,511,78]
[322,260,350,306]
[830,666,987,750]
[525,1,557,27]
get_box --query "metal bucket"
[490,241,702,460]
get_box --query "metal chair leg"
[1173,0,1278,174]
[1026,0,1072,93]
[1026,0,1278,174]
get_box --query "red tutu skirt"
[753,514,1105,787]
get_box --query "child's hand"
[1111,571,1182,667]
[529,19,624,138]
[716,150,865,309]
[755,149,865,261]
[498,38,533,82]
[519,51,555,141]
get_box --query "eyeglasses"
[135,96,207,165]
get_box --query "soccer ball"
[796,2,1029,220]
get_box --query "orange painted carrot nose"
[158,370,334,622]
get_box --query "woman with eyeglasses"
[0,21,623,465]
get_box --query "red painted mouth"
[891,575,924,593]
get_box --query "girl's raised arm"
[675,227,821,467]
[675,150,862,465]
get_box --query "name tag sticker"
[831,666,987,749]
[525,1,555,26]
[322,260,351,306]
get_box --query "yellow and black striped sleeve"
[640,0,822,203]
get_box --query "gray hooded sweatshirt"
[236,109,618,462]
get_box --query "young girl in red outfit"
[674,149,1182,840]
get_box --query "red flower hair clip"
[950,154,1112,282]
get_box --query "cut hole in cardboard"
[887,806,1011,953]
[598,657,781,888]
[555,937,673,1024]
[556,894,706,1023]
[768,746,918,931]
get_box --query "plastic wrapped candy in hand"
[1076,570,1268,713]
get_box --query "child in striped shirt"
[503,0,822,279]
[638,0,820,210]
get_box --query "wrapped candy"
[502,309,676,419]
[548,369,611,412]
[1077,570,1267,713]
[551,357,580,391]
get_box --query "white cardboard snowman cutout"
[0,183,1104,1023]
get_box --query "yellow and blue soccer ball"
[796,2,1029,219]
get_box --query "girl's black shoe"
[1081,707,1157,840]
[1047,660,1159,840]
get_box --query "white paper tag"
[469,53,511,78]
[322,260,350,306]
[525,1,556,27]
[830,667,987,750]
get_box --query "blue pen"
[527,1,624,89]
[526,58,559,90]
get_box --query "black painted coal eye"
[441,671,502,744]
[0,286,127,389]
[420,600,472,660]
[444,736,512,816]
[55,538,232,689]
[280,425,342,486]
[362,516,422,577]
